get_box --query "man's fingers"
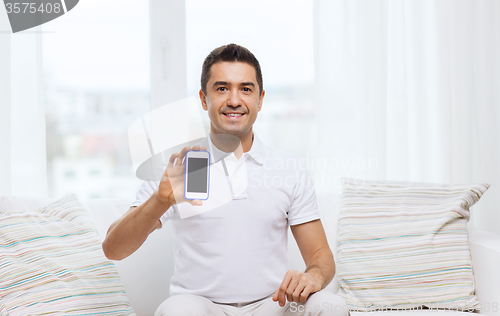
[168,145,208,169]
[167,153,179,170]
[272,288,279,302]
[286,276,300,302]
[277,273,292,307]
[292,282,307,303]
[299,285,314,303]
[165,145,208,181]
[274,270,321,307]
[188,199,203,206]
[279,288,287,307]
[175,146,191,167]
[191,145,207,151]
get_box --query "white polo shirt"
[131,134,320,303]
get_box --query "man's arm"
[102,191,172,261]
[102,145,206,261]
[273,219,335,306]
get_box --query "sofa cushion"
[336,178,489,311]
[0,195,135,315]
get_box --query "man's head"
[199,44,265,140]
[201,44,263,96]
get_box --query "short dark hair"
[201,43,263,96]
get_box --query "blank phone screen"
[187,158,208,193]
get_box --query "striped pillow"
[0,195,135,315]
[0,302,7,316]
[336,178,489,312]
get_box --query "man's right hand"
[102,144,208,261]
[155,145,207,207]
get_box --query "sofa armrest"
[469,228,500,316]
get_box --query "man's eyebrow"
[213,81,229,87]
[240,82,255,87]
[212,81,256,87]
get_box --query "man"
[103,44,348,315]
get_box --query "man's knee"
[300,290,349,316]
[154,294,224,316]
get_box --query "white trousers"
[155,290,350,316]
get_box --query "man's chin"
[212,126,253,138]
[214,124,243,134]
[210,133,241,148]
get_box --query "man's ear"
[258,90,265,112]
[199,90,208,111]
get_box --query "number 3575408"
[5,2,62,14]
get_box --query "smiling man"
[103,44,349,316]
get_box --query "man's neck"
[210,130,254,160]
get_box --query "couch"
[1,194,499,316]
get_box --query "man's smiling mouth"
[223,113,245,117]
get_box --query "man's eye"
[217,87,227,91]
[243,87,251,92]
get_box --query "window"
[43,0,149,199]
[185,0,316,158]
[43,0,316,199]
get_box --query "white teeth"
[225,113,243,117]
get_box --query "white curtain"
[0,11,47,197]
[314,0,500,235]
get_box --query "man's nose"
[227,89,241,107]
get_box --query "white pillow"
[336,178,489,312]
[0,195,135,315]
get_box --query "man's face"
[200,61,264,138]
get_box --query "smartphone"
[184,150,210,200]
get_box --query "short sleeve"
[130,180,175,227]
[130,180,159,208]
[287,160,320,226]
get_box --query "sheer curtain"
[0,11,47,197]
[314,0,500,235]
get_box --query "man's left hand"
[272,269,322,307]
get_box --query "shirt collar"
[203,133,265,165]
[246,134,265,165]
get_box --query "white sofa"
[1,196,500,316]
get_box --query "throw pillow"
[0,301,8,316]
[336,178,489,312]
[0,195,135,315]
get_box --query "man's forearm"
[304,247,335,289]
[102,191,172,261]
